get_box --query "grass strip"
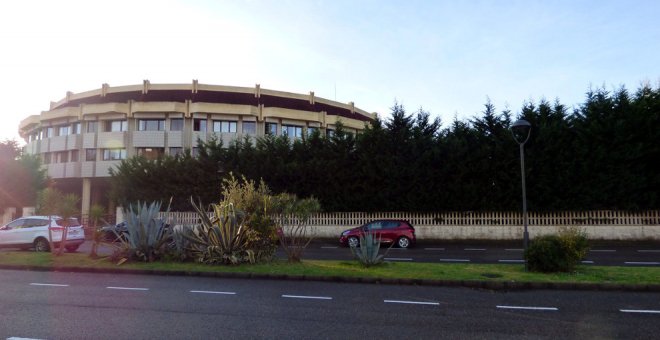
[1,251,659,285]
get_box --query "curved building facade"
[18,80,375,218]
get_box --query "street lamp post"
[511,119,531,270]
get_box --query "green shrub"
[113,201,173,263]
[525,226,589,273]
[350,232,393,267]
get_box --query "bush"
[350,231,393,267]
[112,201,173,263]
[525,226,589,273]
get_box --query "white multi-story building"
[18,80,375,219]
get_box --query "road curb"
[1,264,659,292]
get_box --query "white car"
[0,216,85,252]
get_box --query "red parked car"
[339,219,416,248]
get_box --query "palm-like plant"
[350,231,393,267]
[116,201,172,263]
[181,198,254,264]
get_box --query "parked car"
[339,219,416,248]
[98,221,128,242]
[0,216,85,252]
[98,221,172,242]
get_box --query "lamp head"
[511,119,531,145]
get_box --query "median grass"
[1,251,659,286]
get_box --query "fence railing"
[159,210,660,227]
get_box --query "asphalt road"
[0,269,658,339]
[295,240,660,266]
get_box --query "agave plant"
[115,201,173,263]
[350,231,393,267]
[181,198,254,265]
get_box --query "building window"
[86,121,98,133]
[44,127,54,138]
[138,119,165,131]
[57,151,69,163]
[326,128,335,137]
[71,122,81,134]
[136,147,164,160]
[307,126,319,136]
[70,150,79,162]
[103,148,126,160]
[265,122,278,135]
[43,152,51,164]
[282,125,303,139]
[170,118,184,131]
[58,125,70,136]
[242,121,256,134]
[106,120,128,132]
[193,119,207,132]
[85,149,97,161]
[169,147,183,156]
[213,120,237,133]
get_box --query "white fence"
[157,210,660,241]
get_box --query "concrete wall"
[308,224,660,241]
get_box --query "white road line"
[29,283,69,287]
[8,337,45,340]
[440,259,470,262]
[384,257,413,261]
[384,300,440,306]
[465,248,486,251]
[424,248,445,251]
[498,259,525,263]
[320,246,338,249]
[638,250,660,253]
[620,309,660,314]
[497,305,558,311]
[190,290,236,295]
[581,260,595,264]
[505,249,523,251]
[282,295,332,300]
[106,286,149,291]
[590,249,616,252]
[624,262,660,265]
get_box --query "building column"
[81,178,91,221]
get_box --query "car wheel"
[348,236,359,248]
[397,236,411,249]
[34,238,50,252]
[65,245,79,252]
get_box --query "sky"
[1,0,659,143]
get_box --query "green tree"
[0,140,48,211]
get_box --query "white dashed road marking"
[384,257,413,261]
[29,283,69,287]
[384,300,439,306]
[282,295,332,300]
[581,260,595,264]
[106,286,149,291]
[620,309,660,314]
[440,259,470,262]
[497,305,558,311]
[190,290,236,295]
